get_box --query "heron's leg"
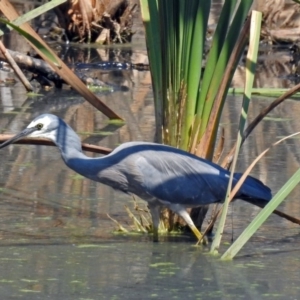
[168,204,207,245]
[148,203,161,242]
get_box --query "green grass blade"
[221,167,300,260]
[196,17,251,159]
[196,0,238,119]
[163,1,178,145]
[198,0,253,138]
[180,0,211,149]
[0,18,61,67]
[228,88,300,98]
[140,0,163,137]
[13,0,67,26]
[0,0,67,36]
[210,11,262,254]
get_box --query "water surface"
[1,45,300,299]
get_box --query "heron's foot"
[152,226,159,242]
[189,224,207,245]
[153,235,159,242]
[197,235,208,246]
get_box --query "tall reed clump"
[140,0,255,231]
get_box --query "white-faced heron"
[0,114,272,242]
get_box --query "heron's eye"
[36,123,43,130]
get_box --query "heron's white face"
[26,114,59,140]
[0,114,62,149]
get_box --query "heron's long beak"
[0,127,37,149]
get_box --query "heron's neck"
[53,123,85,162]
[53,122,82,159]
[60,144,110,182]
[52,123,108,179]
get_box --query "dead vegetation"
[54,0,137,44]
[255,0,300,43]
[48,0,300,44]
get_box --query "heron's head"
[0,114,62,149]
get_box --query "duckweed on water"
[76,244,113,248]
[0,258,26,261]
[263,117,292,121]
[245,263,265,268]
[78,131,114,136]
[106,119,126,125]
[19,289,40,293]
[20,279,39,283]
[14,162,34,167]
[149,262,175,267]
[159,271,176,275]
[70,174,84,179]
[27,92,44,97]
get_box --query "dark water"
[1,39,300,298]
[1,84,300,299]
[0,241,299,300]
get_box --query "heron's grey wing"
[136,153,231,206]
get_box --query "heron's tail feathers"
[234,173,272,203]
